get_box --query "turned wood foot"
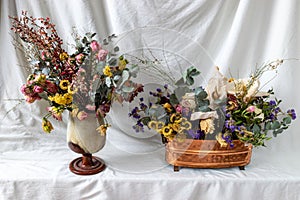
[174,166,180,172]
[69,153,106,175]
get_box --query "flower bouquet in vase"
[10,11,143,175]
[129,60,296,171]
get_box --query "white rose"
[180,93,196,109]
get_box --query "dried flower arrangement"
[129,59,296,147]
[9,11,143,134]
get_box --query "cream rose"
[180,92,196,109]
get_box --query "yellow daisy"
[59,80,70,90]
[59,52,69,61]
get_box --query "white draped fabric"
[1,0,300,199]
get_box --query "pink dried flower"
[86,104,96,111]
[77,111,88,120]
[97,49,108,61]
[176,105,182,113]
[33,85,44,93]
[47,106,63,121]
[90,40,101,52]
[21,84,31,95]
[46,80,58,94]
[25,94,41,103]
[75,53,85,64]
[246,105,256,113]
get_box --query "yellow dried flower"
[181,119,192,130]
[118,57,128,70]
[163,103,173,113]
[215,133,228,147]
[59,52,68,61]
[170,122,180,132]
[68,85,78,94]
[103,65,113,77]
[35,74,46,84]
[59,80,70,90]
[170,113,182,123]
[96,124,111,136]
[148,120,158,129]
[161,125,174,138]
[200,118,215,134]
[42,118,54,133]
[148,120,164,131]
[228,77,235,83]
[48,92,73,105]
[63,93,73,104]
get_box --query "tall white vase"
[67,113,106,175]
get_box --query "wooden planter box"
[165,139,253,171]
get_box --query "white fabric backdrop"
[1,0,300,200]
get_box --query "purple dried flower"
[269,100,276,106]
[287,109,297,120]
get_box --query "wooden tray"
[165,139,253,171]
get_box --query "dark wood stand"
[68,142,106,175]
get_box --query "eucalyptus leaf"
[117,70,130,87]
[92,79,101,92]
[114,75,121,82]
[170,94,179,105]
[175,78,185,86]
[127,64,139,78]
[114,46,119,52]
[181,66,201,86]
[265,122,272,130]
[38,92,48,100]
[195,90,208,100]
[174,86,191,100]
[148,105,166,119]
[197,99,209,107]
[273,129,283,137]
[105,77,111,87]
[198,105,210,112]
[30,60,40,66]
[283,116,292,124]
[271,121,280,130]
[42,67,50,75]
[103,39,108,45]
[187,66,201,76]
[141,117,151,126]
[82,37,88,44]
[122,85,135,93]
[186,76,194,86]
[109,58,117,66]
[112,79,117,88]
[194,87,204,96]
[252,124,261,133]
[96,62,105,72]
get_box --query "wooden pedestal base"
[69,153,106,175]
